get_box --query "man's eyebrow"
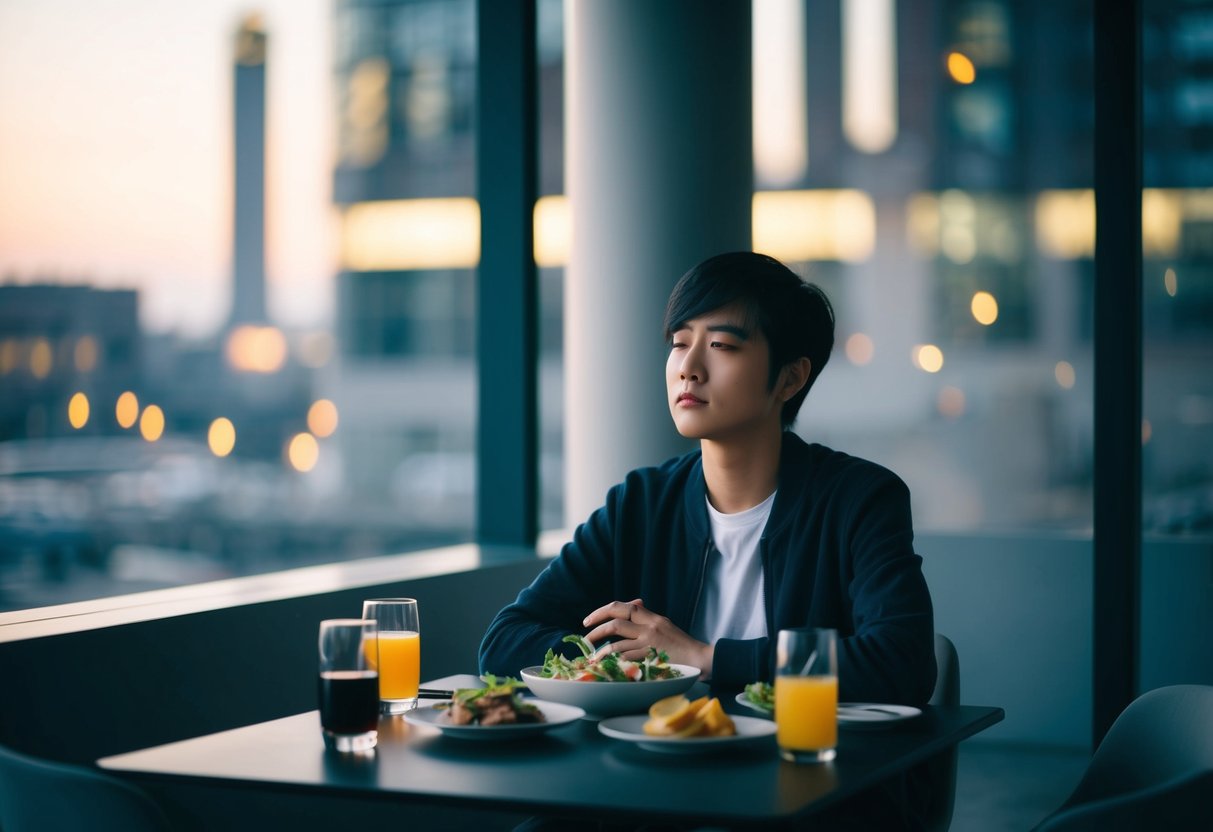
[706,324,750,339]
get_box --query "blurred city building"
[0,285,140,443]
[2,0,1211,612]
[231,14,270,327]
[326,0,566,531]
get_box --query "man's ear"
[778,357,812,402]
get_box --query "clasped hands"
[581,598,714,679]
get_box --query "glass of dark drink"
[318,618,380,752]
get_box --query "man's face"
[665,302,786,442]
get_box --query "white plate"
[734,692,773,718]
[520,665,700,717]
[597,714,776,754]
[403,698,585,740]
[733,695,922,730]
[837,703,922,730]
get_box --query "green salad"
[540,634,682,682]
[743,680,774,712]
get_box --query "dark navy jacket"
[479,433,936,704]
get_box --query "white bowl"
[519,664,701,717]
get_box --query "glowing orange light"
[971,292,999,326]
[947,52,976,84]
[140,405,165,442]
[208,418,236,457]
[752,189,876,263]
[116,391,139,428]
[68,392,90,429]
[913,344,944,373]
[307,399,339,438]
[287,433,320,472]
[225,325,288,373]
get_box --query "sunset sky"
[0,0,335,337]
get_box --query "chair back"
[1034,684,1213,831]
[0,743,170,832]
[920,632,961,832]
[929,632,960,707]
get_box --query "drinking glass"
[775,627,838,763]
[317,618,379,752]
[361,598,421,714]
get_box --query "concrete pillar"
[563,0,753,526]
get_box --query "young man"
[479,251,935,707]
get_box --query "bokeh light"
[308,399,339,438]
[288,432,320,472]
[68,392,90,429]
[971,291,999,325]
[913,344,945,373]
[208,417,236,457]
[937,386,966,420]
[845,333,875,366]
[140,404,165,442]
[947,51,976,84]
[74,335,98,373]
[226,325,288,373]
[0,339,17,375]
[1164,267,1177,297]
[1055,361,1076,390]
[116,391,140,428]
[1142,419,1152,445]
[30,337,53,379]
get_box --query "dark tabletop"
[99,675,1003,827]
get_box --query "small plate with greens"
[736,682,774,718]
[404,676,585,740]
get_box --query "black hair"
[662,251,834,429]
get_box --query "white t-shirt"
[689,491,774,645]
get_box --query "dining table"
[98,674,1004,831]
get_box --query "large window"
[2,0,1209,624]
[0,0,506,611]
[1142,1,1213,536]
[747,1,1098,534]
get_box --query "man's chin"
[670,417,708,441]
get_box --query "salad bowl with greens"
[520,635,700,717]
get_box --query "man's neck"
[700,429,783,514]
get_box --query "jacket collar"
[682,432,814,540]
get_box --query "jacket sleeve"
[711,637,770,690]
[836,470,936,706]
[478,489,621,677]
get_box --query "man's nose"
[679,347,704,382]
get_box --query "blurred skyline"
[0,0,335,337]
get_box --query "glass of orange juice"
[774,627,838,763]
[361,598,421,714]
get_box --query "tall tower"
[231,16,268,325]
